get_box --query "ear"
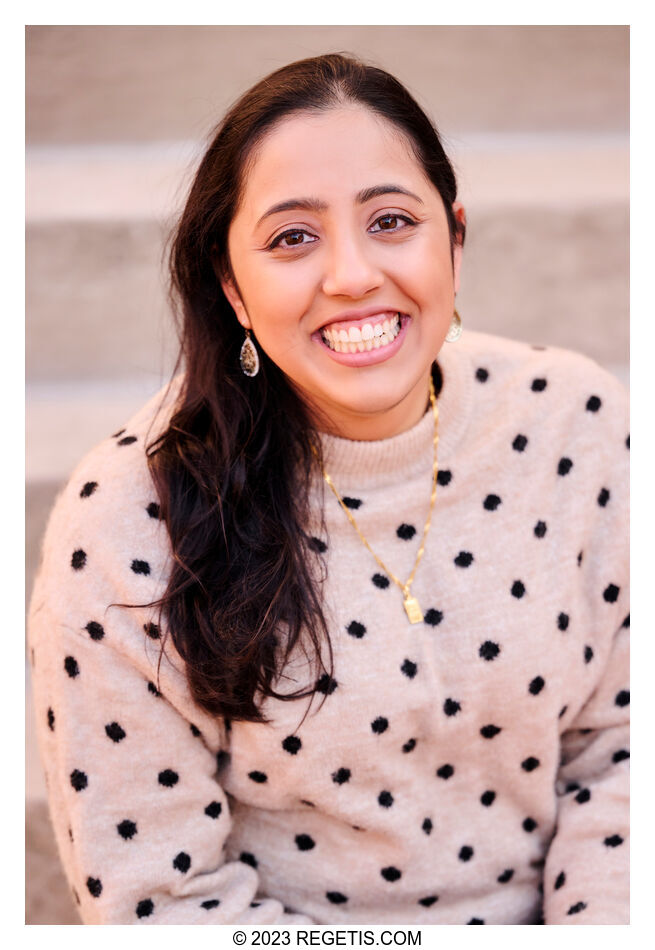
[451,201,466,296]
[218,264,252,331]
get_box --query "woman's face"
[221,106,464,440]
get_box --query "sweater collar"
[317,334,474,488]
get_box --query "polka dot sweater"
[28,330,629,925]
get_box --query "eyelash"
[267,213,418,250]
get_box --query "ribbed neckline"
[318,334,474,488]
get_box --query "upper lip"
[315,306,408,333]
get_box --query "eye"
[268,229,316,250]
[369,213,416,233]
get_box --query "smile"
[313,312,410,367]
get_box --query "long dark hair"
[146,52,464,724]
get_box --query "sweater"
[27,329,629,926]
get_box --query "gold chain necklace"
[311,374,439,624]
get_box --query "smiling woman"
[28,54,629,926]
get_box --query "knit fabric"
[28,329,629,925]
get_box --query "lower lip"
[312,316,410,367]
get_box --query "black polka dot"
[554,871,566,890]
[332,767,351,784]
[603,583,620,603]
[534,520,547,538]
[371,717,389,734]
[295,834,315,851]
[251,902,261,907]
[173,851,191,873]
[479,640,500,661]
[565,782,581,794]
[622,614,630,628]
[378,790,394,808]
[283,735,302,754]
[402,738,417,753]
[105,722,126,743]
[443,698,461,716]
[577,550,583,566]
[512,434,528,452]
[63,656,79,678]
[346,620,366,638]
[117,435,138,446]
[68,827,73,842]
[418,895,439,907]
[422,818,433,835]
[117,819,137,839]
[401,658,418,679]
[604,834,624,847]
[85,621,105,641]
[143,622,160,640]
[131,559,151,575]
[586,395,602,412]
[201,899,220,909]
[342,497,362,509]
[574,788,591,804]
[454,551,474,567]
[308,536,327,553]
[497,869,514,884]
[567,902,587,915]
[70,769,87,791]
[529,676,545,695]
[158,769,179,787]
[437,470,452,487]
[531,378,547,392]
[584,645,594,663]
[217,750,230,770]
[204,801,222,818]
[557,457,573,476]
[397,523,416,540]
[559,705,568,718]
[86,877,102,898]
[424,608,443,626]
[480,724,501,739]
[480,790,496,806]
[316,673,338,695]
[436,764,454,780]
[136,898,154,918]
[189,723,200,736]
[557,612,570,631]
[146,502,161,520]
[79,481,98,498]
[381,866,401,882]
[468,917,485,924]
[372,573,390,589]
[521,756,540,772]
[458,845,474,862]
[522,817,538,832]
[626,434,630,449]
[47,707,55,731]
[615,689,630,707]
[597,487,610,507]
[71,549,87,570]
[326,892,348,904]
[475,367,489,382]
[483,494,502,511]
[612,749,630,763]
[511,580,526,598]
[240,852,258,869]
[248,770,267,784]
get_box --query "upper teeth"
[321,314,402,350]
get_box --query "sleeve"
[28,451,315,925]
[542,376,629,925]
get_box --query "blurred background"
[25,25,629,923]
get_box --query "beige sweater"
[28,330,629,925]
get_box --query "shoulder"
[31,378,183,633]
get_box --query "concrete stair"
[25,26,629,924]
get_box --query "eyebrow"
[256,184,423,228]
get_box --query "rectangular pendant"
[403,595,423,624]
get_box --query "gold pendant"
[403,594,423,624]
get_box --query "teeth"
[361,323,374,340]
[348,326,362,343]
[321,314,403,351]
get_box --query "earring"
[239,329,260,377]
[445,309,462,343]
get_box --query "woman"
[28,53,629,925]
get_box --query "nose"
[321,230,384,299]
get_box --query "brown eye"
[283,231,305,246]
[378,215,398,230]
